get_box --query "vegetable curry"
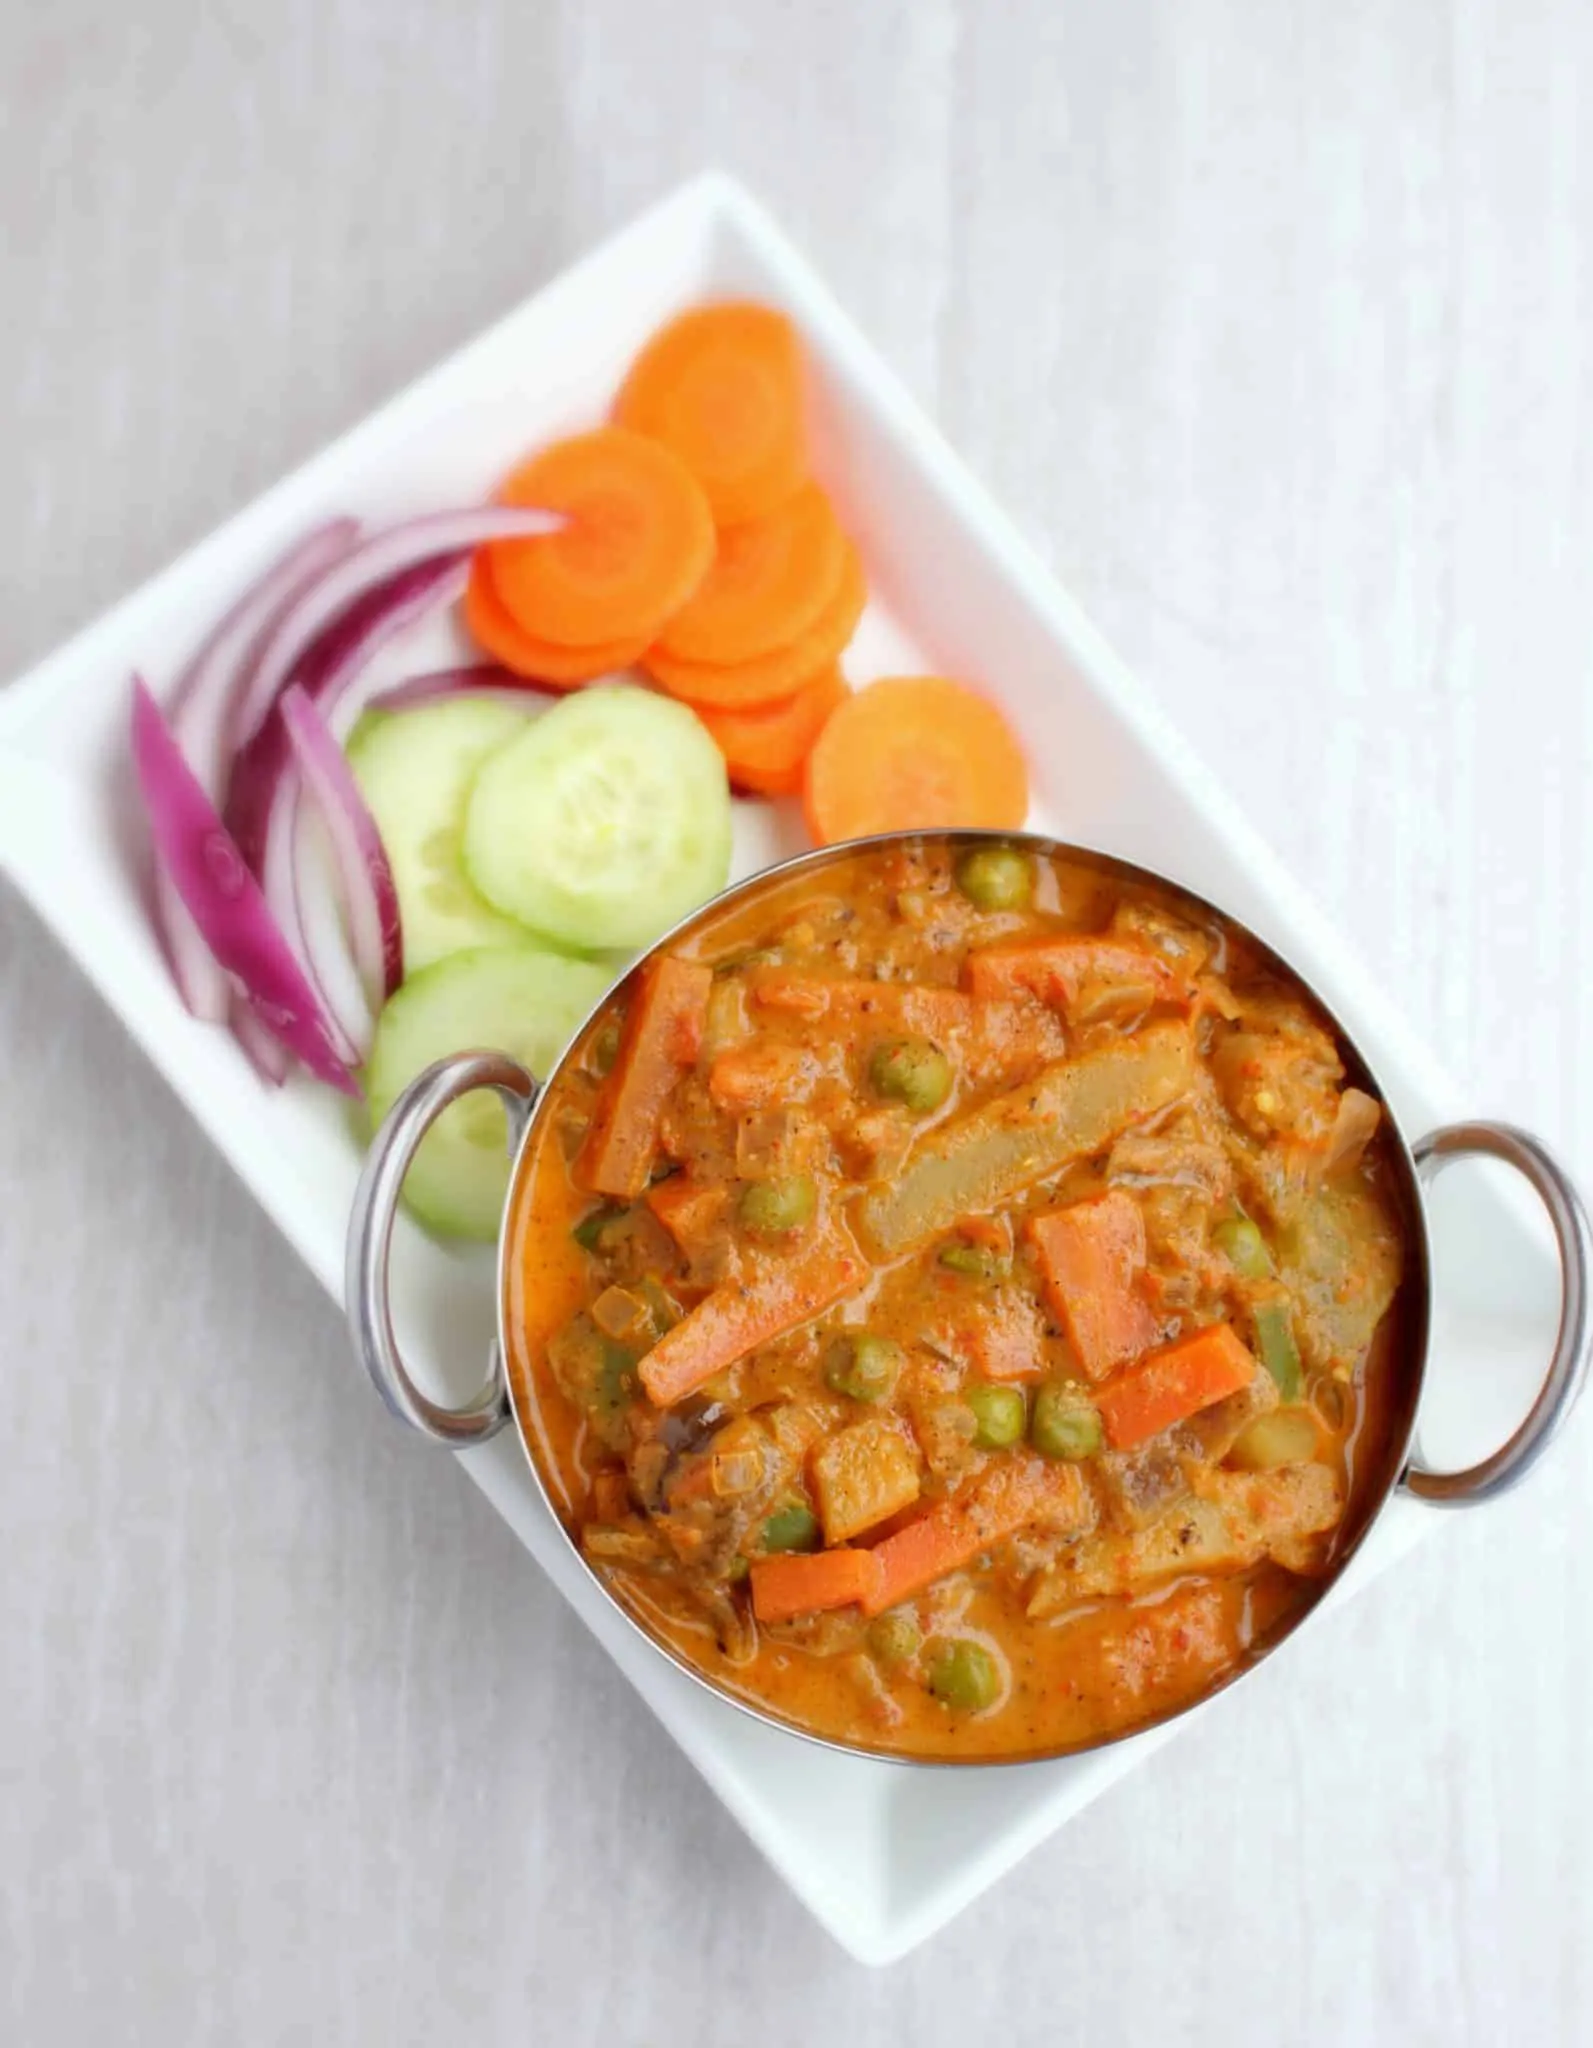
[505,840,1412,1759]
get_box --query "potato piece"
[810,1417,922,1544]
[961,1285,1048,1381]
[1210,999,1343,1146]
[702,977,750,1056]
[1281,1176,1403,1375]
[1094,1441,1190,1534]
[1028,1460,1342,1615]
[860,1022,1197,1257]
[754,1400,837,1467]
[1175,1367,1279,1462]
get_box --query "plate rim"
[0,168,1543,1966]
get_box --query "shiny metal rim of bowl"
[345,832,1593,1768]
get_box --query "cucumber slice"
[365,943,613,1240]
[462,684,732,952]
[347,697,536,974]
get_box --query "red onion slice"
[225,552,472,879]
[130,678,359,1095]
[229,506,563,751]
[279,684,402,1009]
[154,520,359,1022]
[230,991,292,1085]
[226,553,470,1059]
[367,663,547,713]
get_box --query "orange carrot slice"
[576,955,712,1201]
[1025,1192,1161,1382]
[463,554,651,685]
[639,1232,868,1407]
[488,427,714,646]
[862,1454,1091,1616]
[803,676,1028,844]
[750,1547,884,1625]
[643,1175,729,1261]
[965,935,1191,1012]
[616,301,806,524]
[645,545,866,708]
[746,966,1065,1082]
[1095,1323,1257,1451]
[657,484,846,664]
[694,666,850,796]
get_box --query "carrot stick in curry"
[862,1453,1093,1616]
[643,1174,729,1259]
[746,969,1065,1082]
[639,1230,868,1407]
[750,1547,884,1625]
[1025,1191,1161,1381]
[576,954,712,1201]
[963,934,1190,1012]
[1094,1321,1257,1451]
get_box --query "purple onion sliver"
[129,677,359,1097]
[225,554,469,1060]
[172,519,361,789]
[230,989,292,1085]
[154,519,360,1023]
[279,684,403,1008]
[229,504,564,751]
[225,553,469,880]
[367,663,548,713]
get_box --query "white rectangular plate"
[0,173,1557,1965]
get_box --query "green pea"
[955,845,1034,912]
[926,1637,1003,1713]
[1030,1382,1104,1461]
[1214,1215,1273,1280]
[867,1609,923,1667]
[825,1332,903,1402]
[761,1502,820,1553]
[739,1174,817,1239]
[938,1241,1008,1281]
[869,1037,953,1114]
[966,1383,1027,1449]
[726,1555,751,1584]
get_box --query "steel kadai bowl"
[345,832,1592,1768]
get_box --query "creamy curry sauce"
[505,841,1412,1759]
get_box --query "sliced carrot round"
[696,666,850,796]
[645,544,866,709]
[616,302,806,524]
[463,555,650,686]
[657,484,846,665]
[487,427,714,646]
[803,677,1029,844]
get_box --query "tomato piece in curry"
[505,841,1410,1760]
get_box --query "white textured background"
[3,4,1591,2042]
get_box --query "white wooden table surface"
[3,4,1590,2042]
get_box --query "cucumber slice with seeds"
[365,943,613,1239]
[347,697,537,974]
[462,684,732,953]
